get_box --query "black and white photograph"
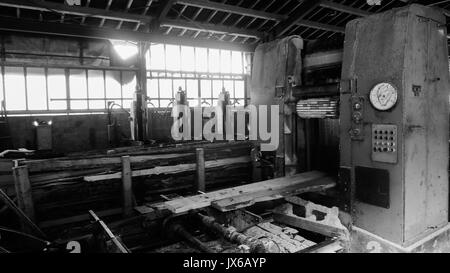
[0,0,449,264]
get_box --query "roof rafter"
[161,19,263,38]
[319,0,372,17]
[175,0,288,21]
[0,16,255,51]
[0,0,151,23]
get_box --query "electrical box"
[36,124,52,150]
[339,4,449,246]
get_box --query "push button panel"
[372,124,397,164]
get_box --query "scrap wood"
[272,197,349,241]
[83,156,251,182]
[164,171,336,214]
[244,222,315,253]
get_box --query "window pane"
[235,80,245,98]
[148,100,158,108]
[160,99,172,108]
[159,79,173,98]
[88,70,105,109]
[181,46,195,72]
[166,44,181,71]
[200,80,211,98]
[244,52,252,74]
[212,80,223,98]
[209,49,220,73]
[188,99,199,107]
[231,51,243,74]
[148,79,159,99]
[5,67,26,111]
[149,44,165,70]
[69,69,88,109]
[105,71,121,106]
[26,68,47,110]
[122,99,133,109]
[48,68,67,110]
[224,80,233,94]
[220,50,231,74]
[195,48,208,72]
[186,80,198,98]
[122,72,136,104]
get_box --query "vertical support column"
[134,41,148,142]
[195,148,205,192]
[13,165,35,222]
[121,156,133,217]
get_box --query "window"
[147,43,250,108]
[26,68,47,111]
[0,65,137,114]
[48,69,67,110]
[5,67,26,111]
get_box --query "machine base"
[349,224,450,253]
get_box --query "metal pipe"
[195,213,279,253]
[170,223,216,253]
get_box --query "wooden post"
[12,166,35,223]
[251,147,260,182]
[195,148,205,192]
[121,156,133,217]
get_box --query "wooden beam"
[195,148,205,192]
[176,0,288,21]
[0,0,151,23]
[319,0,372,17]
[164,171,336,214]
[84,156,251,182]
[297,20,345,34]
[13,166,35,222]
[0,17,256,52]
[22,153,192,173]
[121,156,133,217]
[275,0,320,38]
[151,0,177,32]
[89,210,130,253]
[161,19,263,38]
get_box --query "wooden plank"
[121,156,133,217]
[211,195,255,212]
[89,210,130,253]
[84,156,251,182]
[195,148,205,192]
[13,166,35,222]
[273,213,345,239]
[164,171,335,214]
[22,153,193,173]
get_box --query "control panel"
[371,124,397,164]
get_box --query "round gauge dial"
[369,82,398,111]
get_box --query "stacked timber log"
[4,141,254,230]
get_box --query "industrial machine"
[339,4,450,250]
[288,4,450,252]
